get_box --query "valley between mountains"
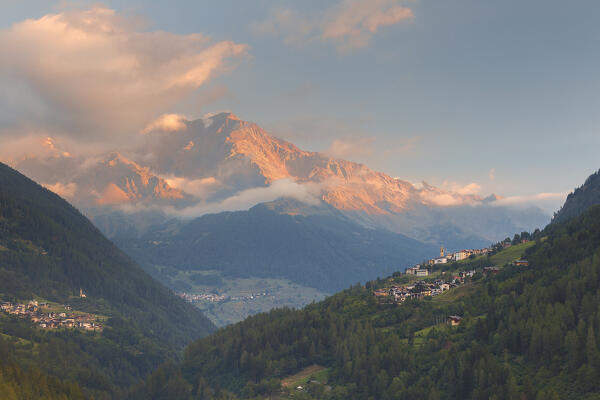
[13,113,549,325]
[2,152,600,399]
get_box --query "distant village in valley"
[372,236,533,309]
[0,290,103,331]
[177,290,271,304]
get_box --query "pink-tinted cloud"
[43,182,78,199]
[325,137,375,159]
[442,181,482,196]
[255,0,414,52]
[163,175,222,199]
[417,181,482,207]
[0,6,247,143]
[141,114,188,134]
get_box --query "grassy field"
[488,241,536,266]
[455,240,536,267]
[432,282,479,303]
[281,365,329,388]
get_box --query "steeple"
[440,245,445,258]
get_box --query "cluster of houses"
[374,266,506,304]
[229,292,270,302]
[373,281,468,325]
[178,292,226,303]
[427,245,490,265]
[0,300,103,331]
[405,265,429,276]
[373,279,454,302]
[177,291,271,304]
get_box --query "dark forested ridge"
[0,162,215,398]
[0,362,85,400]
[117,201,436,293]
[553,168,600,224]
[134,204,600,399]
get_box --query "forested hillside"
[0,362,85,400]
[135,205,600,399]
[0,163,215,399]
[553,168,600,224]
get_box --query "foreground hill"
[118,199,436,294]
[553,168,600,224]
[134,204,600,399]
[0,163,215,398]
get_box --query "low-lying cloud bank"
[117,178,322,219]
[493,192,567,214]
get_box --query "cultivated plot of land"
[281,364,329,388]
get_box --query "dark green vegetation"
[553,168,600,224]
[117,200,436,292]
[0,163,215,399]
[0,361,85,400]
[135,204,600,399]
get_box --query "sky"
[1,0,599,213]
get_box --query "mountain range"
[14,112,549,247]
[117,199,436,293]
[9,113,551,323]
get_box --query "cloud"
[141,114,188,134]
[442,181,482,196]
[456,183,482,196]
[163,175,221,199]
[489,168,496,181]
[420,193,465,207]
[167,179,321,219]
[493,192,568,213]
[418,181,482,207]
[255,0,414,52]
[0,6,247,143]
[325,137,375,159]
[43,182,78,199]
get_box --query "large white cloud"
[0,6,247,143]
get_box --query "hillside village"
[373,236,533,304]
[0,297,103,331]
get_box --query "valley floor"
[175,275,328,326]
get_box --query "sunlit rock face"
[75,152,189,206]
[139,112,484,214]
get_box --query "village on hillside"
[0,291,104,331]
[372,237,532,306]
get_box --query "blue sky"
[2,0,599,212]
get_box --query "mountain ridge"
[117,198,437,293]
[10,112,549,248]
[552,168,600,224]
[0,162,215,397]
